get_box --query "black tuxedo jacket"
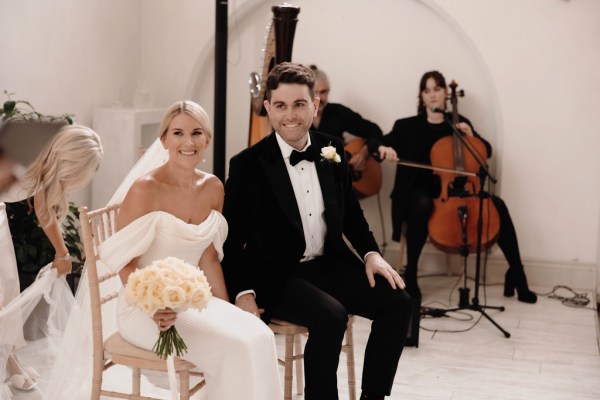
[222,131,379,321]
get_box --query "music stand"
[422,112,511,338]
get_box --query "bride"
[1,101,282,399]
[105,100,282,399]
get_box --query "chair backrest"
[79,204,121,366]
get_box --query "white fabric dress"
[0,203,21,399]
[0,203,23,348]
[99,210,282,400]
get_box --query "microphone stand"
[424,112,510,338]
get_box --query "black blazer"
[222,131,379,320]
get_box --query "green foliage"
[1,90,74,124]
[8,200,85,275]
[63,203,85,271]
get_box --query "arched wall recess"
[185,0,503,190]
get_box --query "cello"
[343,138,382,198]
[427,81,500,255]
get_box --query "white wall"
[2,0,599,290]
[0,0,142,205]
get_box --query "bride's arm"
[196,175,229,301]
[200,244,229,302]
[117,179,156,229]
[119,257,140,285]
[116,179,154,285]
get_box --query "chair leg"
[179,370,190,400]
[345,318,357,400]
[284,334,294,400]
[294,334,304,395]
[132,367,141,396]
[91,369,101,400]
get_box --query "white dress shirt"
[236,133,378,301]
[275,133,326,261]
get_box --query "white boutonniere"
[320,143,341,165]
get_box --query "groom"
[222,62,413,400]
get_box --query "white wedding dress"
[98,209,282,400]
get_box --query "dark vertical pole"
[214,0,227,181]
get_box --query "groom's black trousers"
[270,256,413,400]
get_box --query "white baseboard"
[381,243,598,291]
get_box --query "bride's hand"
[153,308,177,331]
[52,257,72,276]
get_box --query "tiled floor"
[9,275,599,399]
[320,275,600,400]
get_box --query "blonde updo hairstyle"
[158,100,213,145]
[24,124,103,225]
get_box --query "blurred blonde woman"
[0,123,102,395]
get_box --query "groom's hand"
[365,253,405,290]
[235,293,265,318]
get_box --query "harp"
[248,4,300,146]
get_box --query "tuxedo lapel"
[311,133,343,238]
[259,132,344,246]
[260,133,304,236]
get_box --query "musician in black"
[368,70,537,304]
[310,65,383,175]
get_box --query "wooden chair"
[269,315,356,400]
[79,204,205,400]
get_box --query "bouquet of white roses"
[125,256,212,359]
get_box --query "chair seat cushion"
[268,319,309,335]
[104,331,196,369]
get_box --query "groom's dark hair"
[265,62,316,102]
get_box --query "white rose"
[190,287,211,309]
[320,146,337,160]
[139,268,161,284]
[163,286,187,310]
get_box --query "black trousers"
[271,256,413,400]
[404,188,524,271]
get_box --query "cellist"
[367,71,536,304]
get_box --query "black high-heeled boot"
[504,267,537,303]
[360,392,384,400]
[401,265,421,300]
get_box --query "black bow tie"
[289,145,316,166]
